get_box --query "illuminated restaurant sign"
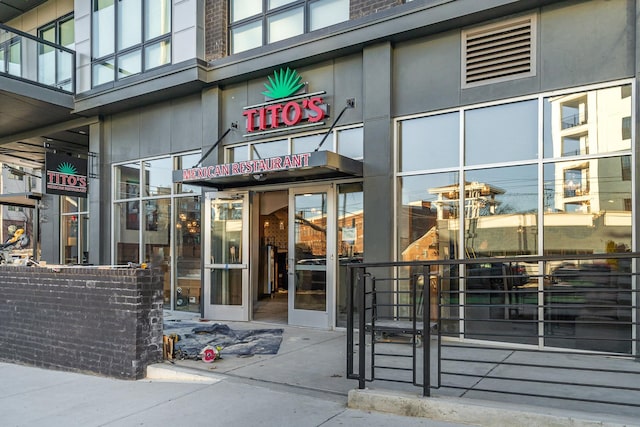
[180,153,311,182]
[243,68,328,135]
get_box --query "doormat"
[163,321,284,359]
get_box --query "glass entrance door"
[203,192,249,321]
[289,185,335,328]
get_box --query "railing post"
[346,265,354,379]
[357,267,366,390]
[423,264,431,397]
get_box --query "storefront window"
[115,162,140,200]
[399,172,460,333]
[251,139,288,159]
[396,81,633,352]
[143,198,170,302]
[337,127,363,159]
[464,165,538,257]
[399,172,460,260]
[227,145,249,163]
[175,196,201,312]
[463,165,538,344]
[544,157,632,247]
[228,126,363,163]
[336,183,363,328]
[543,156,632,353]
[465,100,538,166]
[543,85,632,158]
[113,151,201,311]
[175,153,202,194]
[114,201,139,264]
[60,197,88,264]
[293,134,323,154]
[144,157,172,196]
[399,112,459,172]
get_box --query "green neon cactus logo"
[261,68,305,99]
[57,162,78,175]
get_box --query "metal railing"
[347,253,640,412]
[0,23,75,93]
[561,113,587,129]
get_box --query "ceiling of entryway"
[0,0,47,23]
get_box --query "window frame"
[91,0,172,88]
[38,13,74,90]
[229,0,349,55]
[224,124,364,163]
[112,151,202,311]
[395,78,635,259]
[60,197,89,265]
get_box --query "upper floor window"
[230,0,349,54]
[38,14,74,91]
[92,0,171,87]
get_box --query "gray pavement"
[0,362,464,427]
[2,310,639,426]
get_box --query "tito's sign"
[179,153,311,182]
[243,68,328,135]
[45,152,88,197]
[243,96,326,133]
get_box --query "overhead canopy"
[0,1,47,23]
[0,192,41,209]
[173,151,363,189]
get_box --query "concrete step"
[145,362,224,384]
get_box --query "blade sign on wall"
[45,152,88,198]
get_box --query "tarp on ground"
[163,321,284,359]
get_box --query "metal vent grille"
[463,16,536,87]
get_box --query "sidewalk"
[1,310,639,427]
[0,361,464,427]
[161,311,640,427]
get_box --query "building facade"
[0,0,637,352]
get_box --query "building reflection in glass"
[397,83,633,352]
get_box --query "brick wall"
[0,266,163,379]
[350,0,404,20]
[205,0,228,61]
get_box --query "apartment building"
[0,1,637,354]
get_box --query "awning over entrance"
[173,151,362,189]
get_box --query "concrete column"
[362,42,393,264]
[88,120,109,265]
[201,86,222,166]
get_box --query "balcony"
[0,23,85,167]
[0,23,75,93]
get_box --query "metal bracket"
[88,151,98,179]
